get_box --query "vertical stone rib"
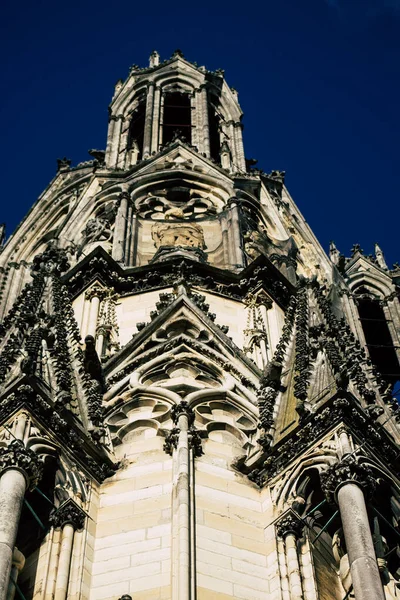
[166,403,202,600]
[200,87,210,157]
[50,499,86,600]
[285,533,304,600]
[108,117,123,168]
[151,86,161,154]
[276,515,305,600]
[112,192,129,263]
[54,524,74,600]
[177,412,190,600]
[143,83,155,159]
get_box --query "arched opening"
[162,92,192,145]
[355,288,400,386]
[208,100,221,163]
[17,455,58,599]
[293,469,343,600]
[128,98,146,160]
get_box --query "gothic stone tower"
[0,50,400,600]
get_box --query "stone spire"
[329,240,340,265]
[375,243,388,270]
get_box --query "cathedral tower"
[0,50,399,600]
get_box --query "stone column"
[108,115,123,168]
[0,440,43,600]
[117,118,130,169]
[50,499,86,600]
[226,121,238,170]
[199,86,210,157]
[151,86,161,154]
[112,191,130,263]
[227,199,244,269]
[321,455,385,600]
[276,514,305,600]
[164,402,203,600]
[143,82,155,159]
[85,286,104,339]
[174,403,190,600]
[233,122,246,172]
[190,93,198,150]
[6,548,24,600]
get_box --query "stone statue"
[77,214,113,257]
[332,529,354,597]
[129,139,140,165]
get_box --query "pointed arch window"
[355,287,400,385]
[128,97,146,160]
[162,92,192,145]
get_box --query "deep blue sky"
[1,0,399,266]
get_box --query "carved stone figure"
[77,213,113,257]
[151,210,205,250]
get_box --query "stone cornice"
[246,393,400,487]
[0,378,117,483]
[62,246,294,310]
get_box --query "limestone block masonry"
[0,50,400,600]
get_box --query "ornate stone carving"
[163,427,180,456]
[294,285,311,416]
[188,428,204,457]
[249,393,400,486]
[171,401,195,426]
[320,455,377,504]
[50,498,86,530]
[0,440,43,490]
[276,513,304,539]
[66,254,292,310]
[0,385,116,483]
[57,157,71,171]
[77,213,114,258]
[152,218,205,251]
[257,294,296,448]
[31,243,70,276]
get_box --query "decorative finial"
[0,223,5,249]
[329,241,340,265]
[351,243,363,257]
[149,51,160,67]
[374,243,388,270]
[57,157,71,172]
[172,49,184,58]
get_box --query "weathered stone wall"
[90,434,172,600]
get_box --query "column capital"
[0,440,43,491]
[85,285,108,301]
[321,455,377,504]
[50,498,86,530]
[276,512,304,539]
[116,190,135,210]
[171,401,195,426]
